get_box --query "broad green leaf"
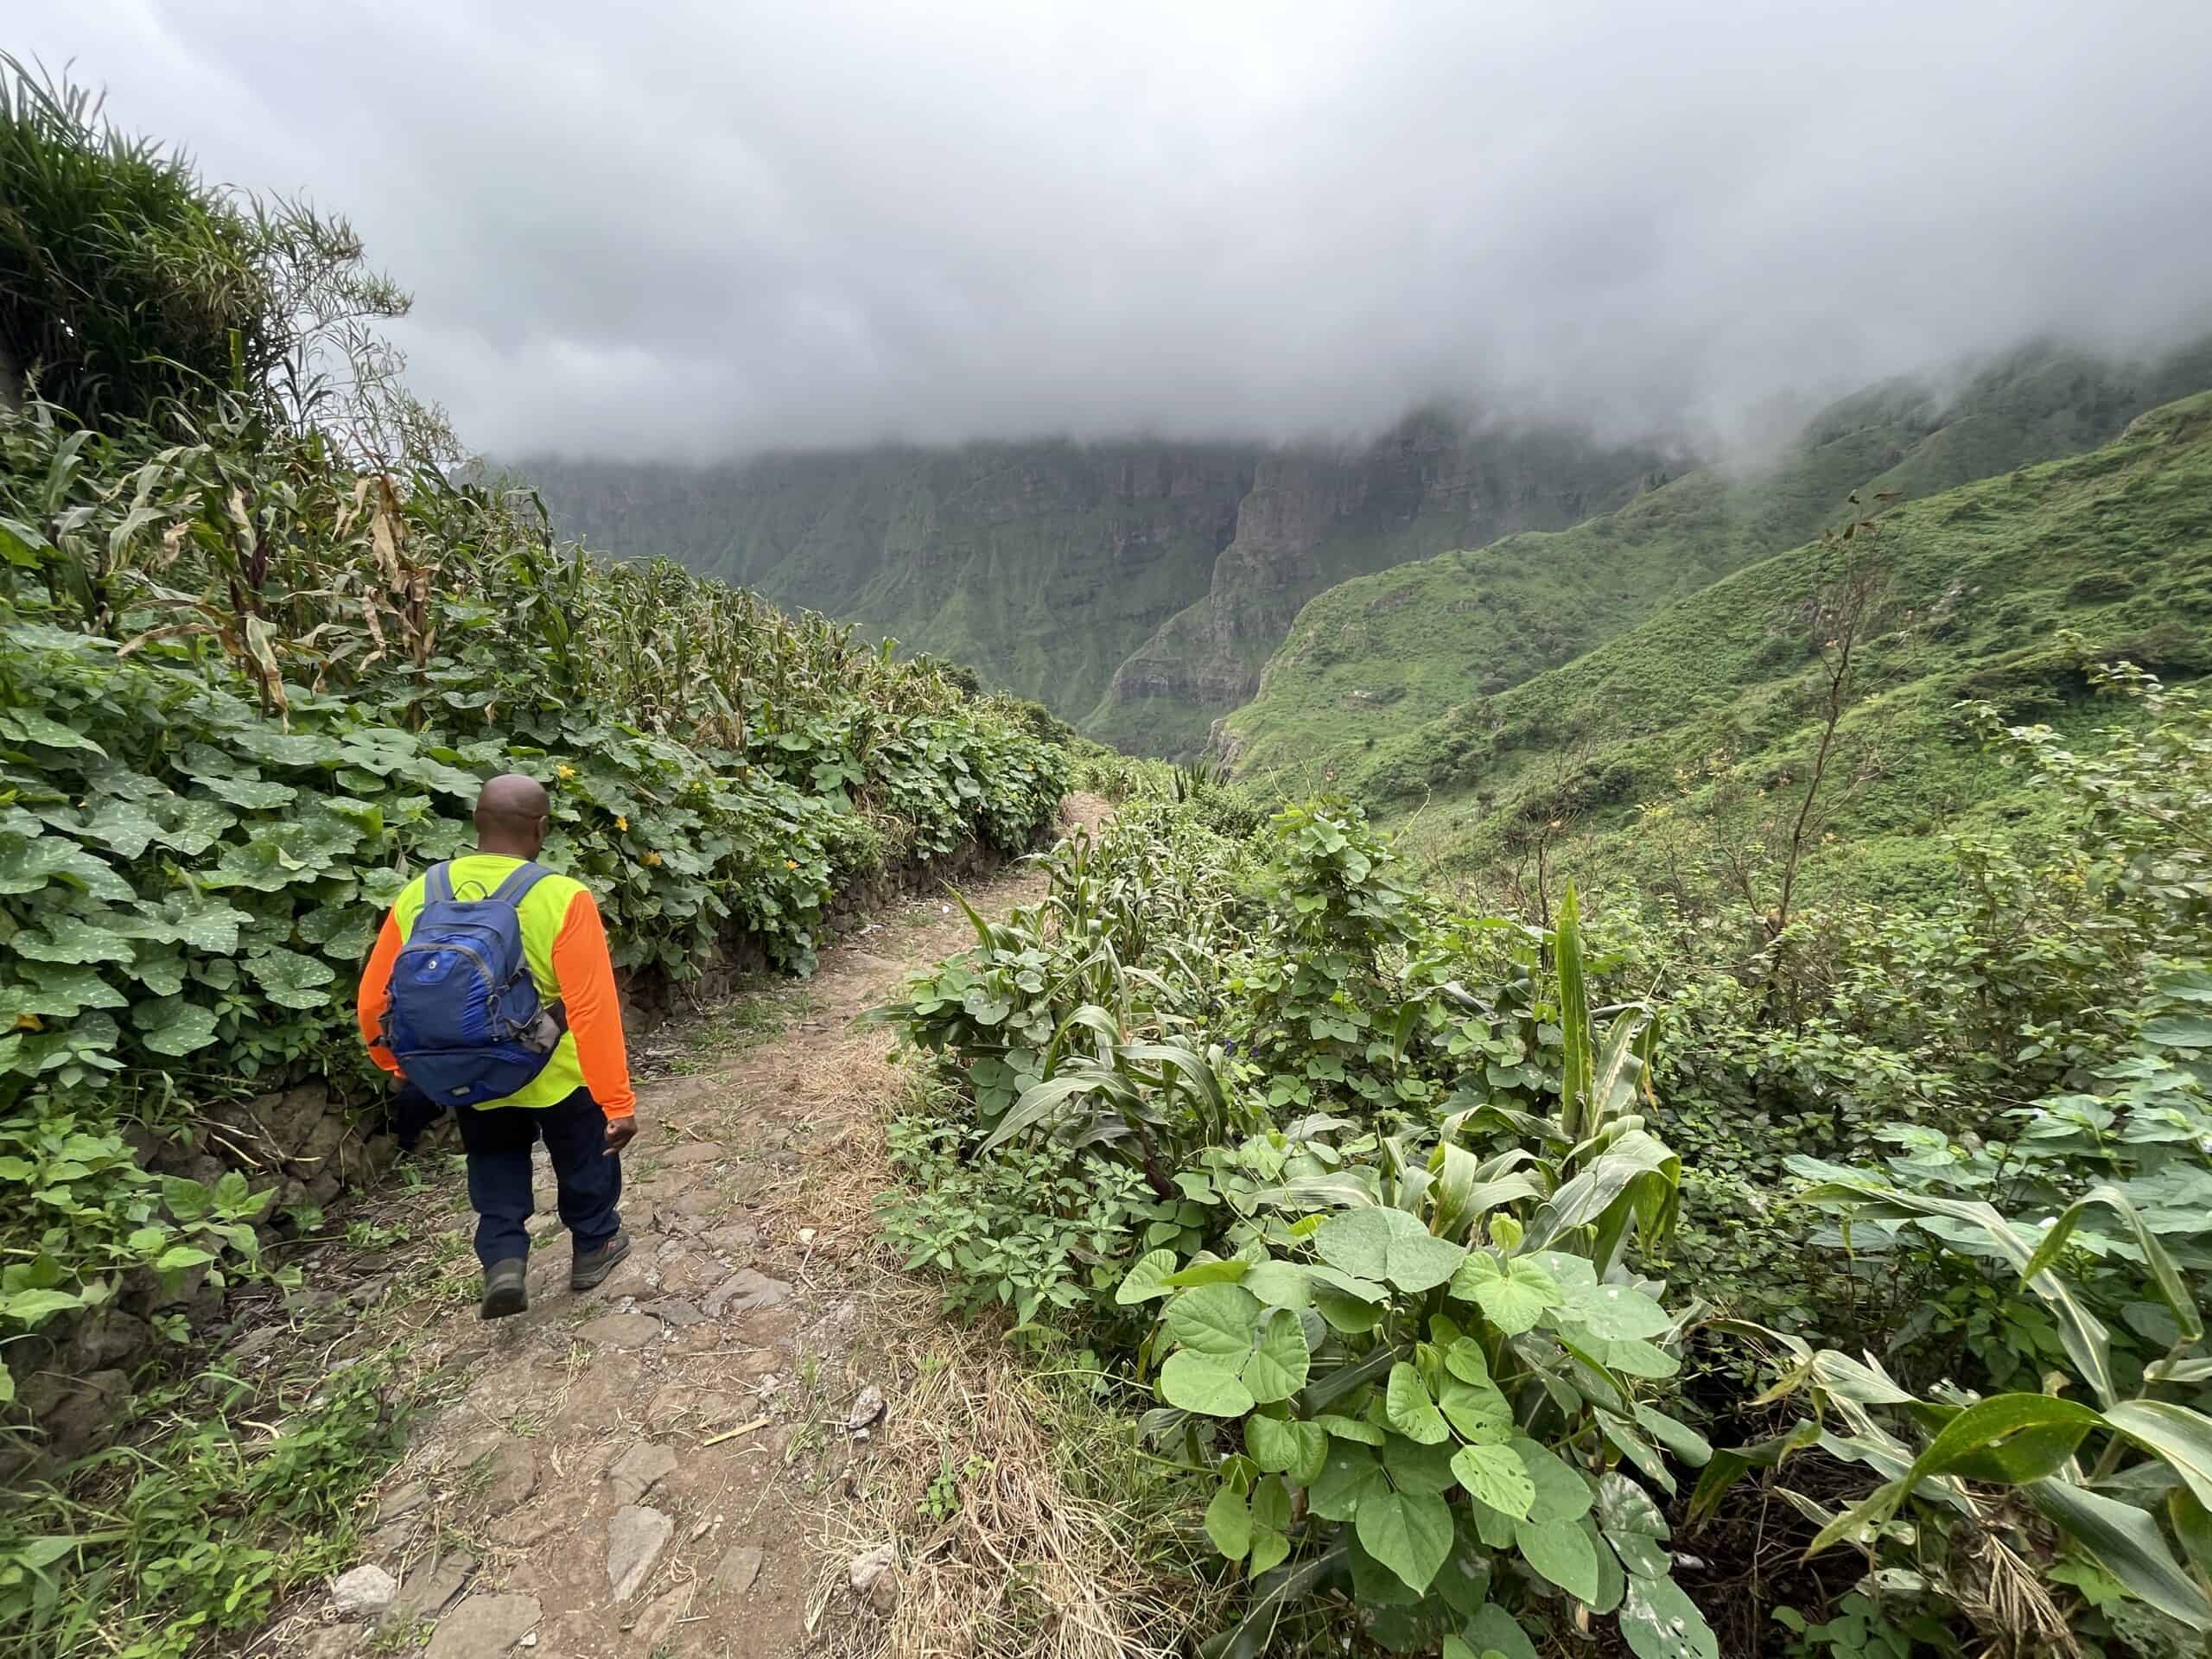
[1116,1249,1179,1305]
[1561,1281,1674,1341]
[1163,1282,1261,1358]
[1452,1441,1535,1518]
[2106,1402,2212,1515]
[1908,1393,2103,1487]
[1384,1362,1450,1445]
[2030,1478,2212,1631]
[1462,1605,1538,1659]
[154,1245,215,1271]
[1586,1514,1627,1613]
[1439,1375,1513,1445]
[1315,1206,1465,1293]
[1443,1338,1493,1384]
[1597,1471,1671,1577]
[12,914,134,967]
[1354,1486,1454,1594]
[245,947,339,1009]
[1634,1404,1713,1467]
[1452,1252,1564,1335]
[1309,1441,1386,1521]
[1382,1433,1460,1496]
[1247,1414,1327,1483]
[1515,1438,1594,1522]
[2143,1015,2212,1048]
[1,963,125,1018]
[1159,1351,1255,1417]
[1240,1260,1312,1309]
[135,998,221,1057]
[1165,1257,1249,1291]
[1249,1477,1292,1576]
[1310,1276,1386,1335]
[1619,1575,1719,1659]
[1516,1516,1599,1601]
[1604,1338,1681,1379]
[1315,1413,1385,1446]
[0,833,132,901]
[1243,1309,1312,1404]
[0,1288,84,1324]
[1205,1481,1252,1560]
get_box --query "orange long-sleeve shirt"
[356,858,635,1117]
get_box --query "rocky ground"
[250,801,1131,1659]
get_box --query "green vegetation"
[1224,340,2212,793]
[0,60,1065,1656]
[1368,391,2212,904]
[878,654,2212,1655]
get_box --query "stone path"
[259,803,1107,1659]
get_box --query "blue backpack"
[383,861,564,1107]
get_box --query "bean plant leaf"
[1461,1605,1539,1659]
[1597,1472,1672,1577]
[1309,1442,1386,1521]
[1315,1413,1385,1446]
[1619,1574,1719,1659]
[1452,1252,1565,1335]
[1354,1486,1455,1594]
[1315,1207,1465,1293]
[1452,1442,1535,1519]
[1439,1374,1514,1444]
[1241,1260,1312,1309]
[1386,1362,1451,1445]
[1243,1309,1313,1403]
[1163,1282,1261,1358]
[1116,1249,1179,1305]
[1562,1281,1674,1340]
[1516,1516,1600,1602]
[1515,1438,1595,1522]
[1159,1351,1255,1417]
[1247,1414,1328,1483]
[1205,1481,1253,1561]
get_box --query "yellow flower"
[614,815,628,832]
[642,850,662,868]
[556,764,576,780]
[785,859,798,870]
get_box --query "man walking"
[357,773,639,1319]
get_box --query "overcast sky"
[22,1,2212,460]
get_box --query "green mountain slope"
[1221,340,2212,790]
[1382,391,2212,894]
[522,415,1667,753]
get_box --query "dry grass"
[805,1325,1218,1659]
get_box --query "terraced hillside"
[1221,340,2212,789]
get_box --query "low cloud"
[24,0,2212,459]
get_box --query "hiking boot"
[480,1258,528,1320]
[570,1230,632,1292]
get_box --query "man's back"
[359,854,635,1116]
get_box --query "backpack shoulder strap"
[423,861,454,905]
[487,860,551,909]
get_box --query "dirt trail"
[262,799,1110,1659]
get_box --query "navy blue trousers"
[451,1087,623,1271]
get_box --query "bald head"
[474,773,550,857]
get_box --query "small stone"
[489,1506,563,1548]
[607,1506,674,1603]
[658,1141,728,1166]
[702,1269,791,1319]
[478,1440,538,1512]
[643,1297,706,1327]
[846,1385,886,1434]
[702,1222,758,1255]
[715,1543,764,1597]
[630,1585,691,1651]
[392,1552,477,1620]
[575,1312,662,1349]
[847,1542,899,1614]
[378,1481,429,1522]
[607,1440,679,1505]
[331,1563,397,1618]
[671,1189,723,1217]
[423,1592,540,1658]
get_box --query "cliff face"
[1090,415,1669,754]
[520,415,1667,755]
